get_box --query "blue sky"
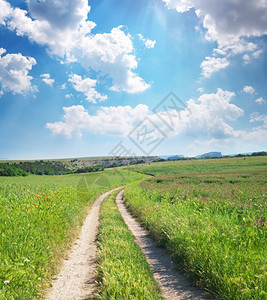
[0,0,266,159]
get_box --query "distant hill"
[196,152,222,158]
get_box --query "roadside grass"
[95,190,162,299]
[0,170,145,299]
[124,170,267,299]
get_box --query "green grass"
[95,190,162,299]
[0,170,146,299]
[124,168,267,299]
[128,156,267,176]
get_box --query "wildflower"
[8,206,11,209]
[37,196,39,198]
[33,203,36,206]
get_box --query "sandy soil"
[45,187,121,300]
[116,190,205,300]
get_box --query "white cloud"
[41,73,54,87]
[187,126,267,156]
[255,97,265,104]
[250,112,267,128]
[0,48,37,94]
[65,93,73,99]
[253,49,262,59]
[0,0,150,94]
[137,34,156,49]
[27,0,91,30]
[197,87,204,93]
[242,49,263,64]
[46,88,243,141]
[163,0,267,46]
[165,88,243,138]
[46,104,149,138]
[76,26,150,93]
[163,0,194,13]
[163,0,267,76]
[242,85,255,94]
[242,54,250,64]
[0,0,12,26]
[213,39,257,57]
[68,74,107,103]
[201,56,230,78]
[60,83,66,90]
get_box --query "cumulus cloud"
[46,104,149,138]
[250,112,267,128]
[75,26,150,93]
[68,74,107,103]
[164,0,267,46]
[213,39,257,57]
[163,0,267,76]
[46,88,243,140]
[0,0,150,94]
[41,73,54,86]
[163,0,194,13]
[166,88,243,138]
[242,85,255,94]
[27,0,91,30]
[137,34,156,49]
[187,126,267,156]
[201,56,230,78]
[65,93,73,99]
[255,97,265,104]
[0,47,37,94]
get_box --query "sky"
[0,0,266,160]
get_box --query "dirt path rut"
[46,187,121,300]
[116,190,205,300]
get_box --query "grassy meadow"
[95,190,162,299]
[129,156,267,176]
[124,157,267,299]
[0,170,145,299]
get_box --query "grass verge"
[95,190,162,299]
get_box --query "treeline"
[0,161,105,177]
[75,166,104,173]
[0,163,28,177]
[17,160,71,175]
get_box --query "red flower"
[37,196,39,198]
[8,206,11,209]
[33,203,36,206]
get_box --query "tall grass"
[124,171,266,299]
[95,190,162,299]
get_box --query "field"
[124,157,267,299]
[1,156,266,299]
[0,170,145,299]
[128,156,267,175]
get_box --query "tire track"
[46,187,121,300]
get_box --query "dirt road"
[46,187,205,300]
